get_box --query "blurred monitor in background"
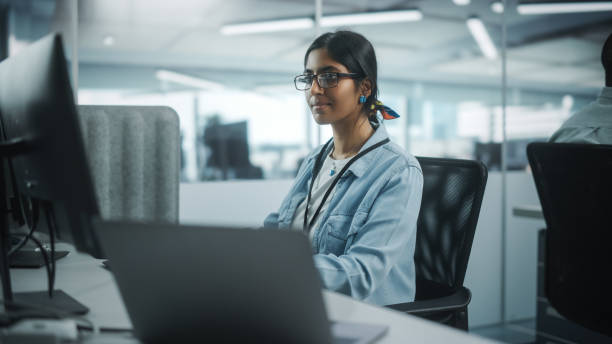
[202,121,262,180]
[474,139,547,171]
[474,142,501,171]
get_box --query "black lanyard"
[303,137,390,233]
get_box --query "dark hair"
[304,30,380,124]
[603,33,612,87]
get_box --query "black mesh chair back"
[387,157,487,330]
[414,157,487,297]
[527,142,612,337]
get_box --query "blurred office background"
[4,0,611,341]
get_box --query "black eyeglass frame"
[294,72,362,91]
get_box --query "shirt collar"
[306,124,391,178]
[347,124,390,178]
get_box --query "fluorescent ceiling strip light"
[221,18,314,35]
[320,10,422,27]
[517,1,612,14]
[466,17,498,60]
[155,70,225,91]
[220,10,422,35]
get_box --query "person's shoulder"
[550,127,612,144]
[380,141,422,174]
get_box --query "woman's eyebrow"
[318,66,339,72]
[304,66,339,73]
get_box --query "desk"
[9,243,497,343]
[512,204,543,220]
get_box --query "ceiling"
[7,0,612,95]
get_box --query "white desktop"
[6,242,498,343]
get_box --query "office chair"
[78,105,180,223]
[386,157,487,331]
[527,142,612,338]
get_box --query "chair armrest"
[385,286,471,315]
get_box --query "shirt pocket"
[322,214,353,255]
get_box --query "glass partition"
[503,1,612,328]
[59,0,507,183]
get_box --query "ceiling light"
[517,1,612,14]
[466,17,498,59]
[491,1,504,13]
[219,10,422,35]
[320,9,423,27]
[155,70,225,91]
[220,18,314,35]
[103,35,115,46]
[453,0,471,5]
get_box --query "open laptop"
[94,220,388,343]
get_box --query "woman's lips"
[312,103,331,111]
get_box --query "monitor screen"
[0,33,102,258]
[204,121,251,169]
[474,142,501,171]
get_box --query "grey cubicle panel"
[77,105,180,224]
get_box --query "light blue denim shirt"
[264,124,423,306]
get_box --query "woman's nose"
[310,78,324,94]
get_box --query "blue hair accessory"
[370,100,400,120]
[359,95,367,104]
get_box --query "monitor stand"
[0,138,89,316]
[13,290,89,315]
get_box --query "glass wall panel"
[504,1,612,325]
[65,0,507,184]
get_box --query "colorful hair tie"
[371,100,399,120]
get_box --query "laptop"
[94,220,388,343]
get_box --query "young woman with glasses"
[264,30,423,305]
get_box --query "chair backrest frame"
[527,142,612,337]
[414,157,487,297]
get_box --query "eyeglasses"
[294,72,362,91]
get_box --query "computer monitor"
[204,121,250,169]
[474,142,501,171]
[0,33,101,314]
[203,121,262,179]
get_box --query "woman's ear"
[360,79,372,98]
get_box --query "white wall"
[180,179,293,227]
[179,171,545,328]
[504,172,546,322]
[465,174,503,327]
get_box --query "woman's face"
[304,48,364,125]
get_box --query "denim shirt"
[264,125,423,305]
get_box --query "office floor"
[471,318,536,344]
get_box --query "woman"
[264,31,423,306]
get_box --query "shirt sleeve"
[312,164,423,300]
[263,212,280,229]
